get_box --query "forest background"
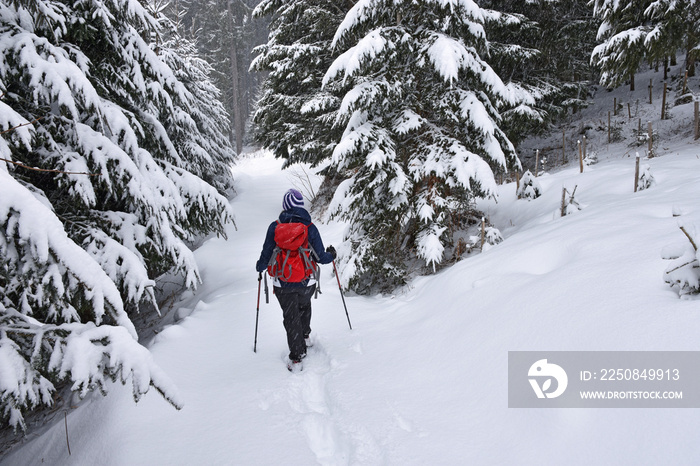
[0,0,698,450]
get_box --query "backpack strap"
[302,222,322,295]
[266,221,282,270]
[300,244,321,294]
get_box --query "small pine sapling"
[608,121,623,143]
[637,164,655,191]
[484,226,504,248]
[584,151,598,166]
[632,125,658,156]
[466,222,503,253]
[517,170,542,200]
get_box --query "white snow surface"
[5,144,700,465]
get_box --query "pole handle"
[264,272,269,303]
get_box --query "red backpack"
[267,221,318,282]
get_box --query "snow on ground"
[3,135,700,465]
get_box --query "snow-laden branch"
[0,170,130,332]
[324,29,390,87]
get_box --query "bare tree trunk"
[687,47,697,77]
[228,0,243,155]
[630,71,635,91]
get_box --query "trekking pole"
[332,261,352,330]
[254,272,262,353]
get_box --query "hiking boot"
[287,358,303,373]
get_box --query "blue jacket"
[256,207,334,287]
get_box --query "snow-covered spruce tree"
[0,168,184,429]
[0,0,233,428]
[477,7,547,146]
[644,0,700,77]
[146,0,237,196]
[591,0,652,90]
[324,0,520,293]
[251,0,351,167]
[479,0,601,143]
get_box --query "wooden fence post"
[634,153,640,193]
[578,140,583,173]
[608,111,611,143]
[649,79,653,104]
[535,149,540,176]
[695,101,699,140]
[560,187,567,217]
[648,122,653,157]
[583,136,587,160]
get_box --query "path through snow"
[4,148,700,465]
[2,153,397,465]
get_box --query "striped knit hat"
[282,189,304,211]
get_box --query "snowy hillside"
[2,132,700,464]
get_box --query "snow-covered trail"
[2,153,396,465]
[5,148,700,465]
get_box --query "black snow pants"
[274,284,316,361]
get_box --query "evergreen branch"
[0,157,101,176]
[0,117,43,135]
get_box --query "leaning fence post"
[560,187,567,217]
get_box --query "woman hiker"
[256,189,336,371]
